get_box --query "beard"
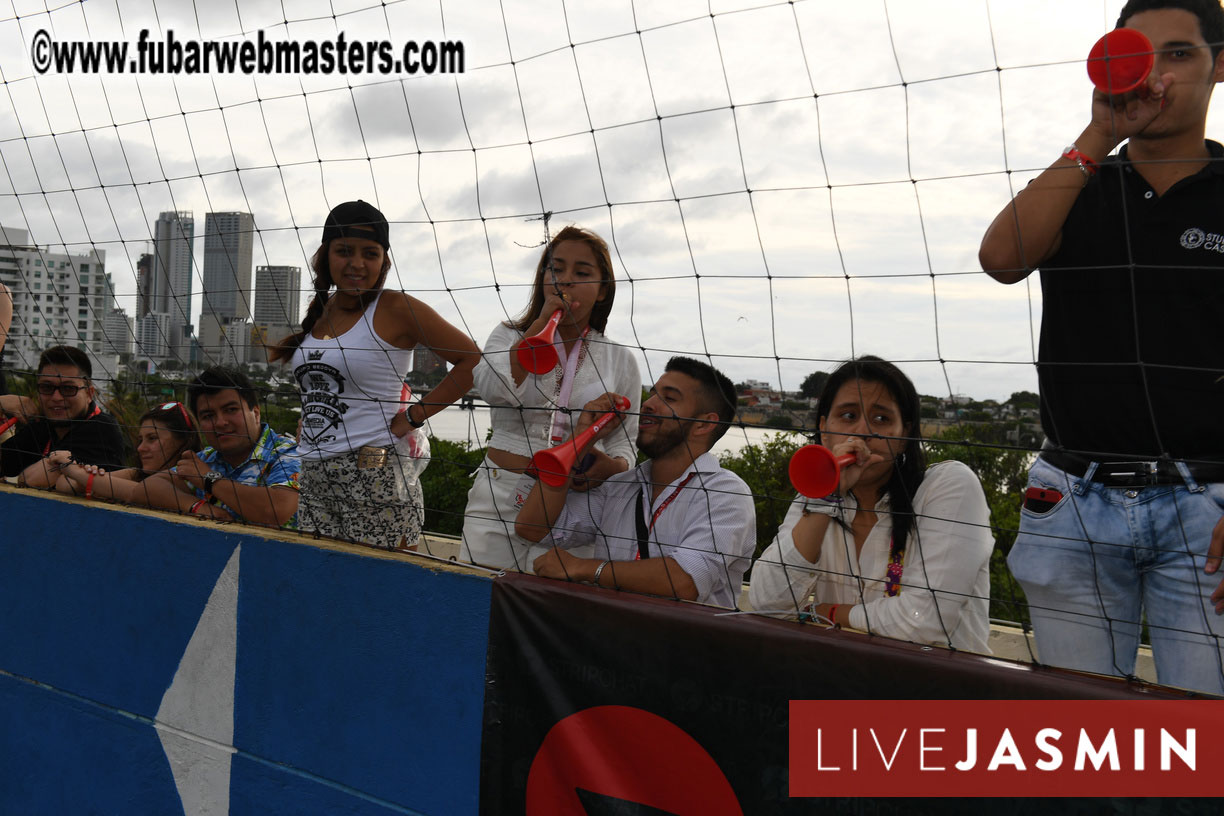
[636,421,690,459]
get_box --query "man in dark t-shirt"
[979,2,1224,694]
[0,345,125,487]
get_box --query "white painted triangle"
[156,544,240,816]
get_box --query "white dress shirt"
[474,322,640,463]
[748,460,993,653]
[549,451,757,608]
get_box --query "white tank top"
[292,290,415,460]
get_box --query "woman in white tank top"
[462,226,641,571]
[271,200,480,550]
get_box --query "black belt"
[1040,449,1224,488]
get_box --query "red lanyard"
[43,402,101,456]
[634,471,698,560]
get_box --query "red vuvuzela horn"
[1086,28,1154,95]
[788,444,857,498]
[516,309,564,374]
[531,396,631,487]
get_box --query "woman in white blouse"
[462,227,641,571]
[748,356,994,653]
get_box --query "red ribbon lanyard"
[634,471,698,560]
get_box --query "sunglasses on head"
[155,401,195,429]
[37,382,85,397]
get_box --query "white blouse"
[748,460,994,654]
[473,322,640,463]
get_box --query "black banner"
[481,573,1206,815]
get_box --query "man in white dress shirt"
[516,356,756,608]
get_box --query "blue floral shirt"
[193,424,300,528]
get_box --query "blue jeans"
[1008,456,1224,694]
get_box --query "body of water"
[420,401,803,458]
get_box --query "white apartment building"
[0,225,120,385]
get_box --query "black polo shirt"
[1038,140,1224,462]
[0,402,127,477]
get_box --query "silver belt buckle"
[1097,460,1158,487]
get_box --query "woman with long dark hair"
[270,200,480,550]
[749,356,993,652]
[58,400,201,501]
[462,226,641,571]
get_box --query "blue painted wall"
[0,488,492,815]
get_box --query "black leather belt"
[1040,449,1224,488]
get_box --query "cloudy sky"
[0,0,1216,400]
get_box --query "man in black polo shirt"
[979,1,1224,693]
[0,345,125,488]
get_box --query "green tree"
[718,432,804,559]
[1007,390,1039,409]
[800,370,829,399]
[419,437,485,537]
[261,403,301,436]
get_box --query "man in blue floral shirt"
[141,367,299,528]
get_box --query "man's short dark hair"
[1118,0,1224,60]
[38,344,92,379]
[187,366,257,416]
[664,356,737,444]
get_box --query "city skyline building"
[0,224,119,383]
[135,252,153,319]
[152,211,194,361]
[202,212,254,323]
[252,264,301,328]
[102,307,134,357]
[0,215,305,375]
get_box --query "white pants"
[461,453,592,571]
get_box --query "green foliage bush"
[718,432,804,560]
[419,437,485,537]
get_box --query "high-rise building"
[253,264,301,327]
[135,252,153,318]
[98,270,133,358]
[202,212,254,322]
[0,224,119,383]
[152,211,194,360]
[138,312,171,361]
[197,313,252,367]
[249,264,302,362]
[102,308,134,357]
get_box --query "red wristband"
[1061,146,1098,178]
[85,472,95,499]
[189,499,207,515]
[828,604,841,626]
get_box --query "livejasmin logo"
[789,700,1221,798]
[1180,227,1224,252]
[812,723,1192,772]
